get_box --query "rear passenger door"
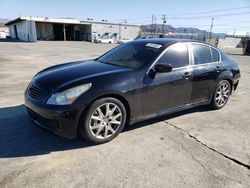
[190,43,222,103]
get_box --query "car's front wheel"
[210,80,231,110]
[80,97,127,144]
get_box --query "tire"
[80,97,127,144]
[210,80,231,110]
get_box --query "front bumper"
[25,94,86,139]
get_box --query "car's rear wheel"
[80,97,127,144]
[210,80,231,110]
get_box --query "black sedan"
[25,39,240,144]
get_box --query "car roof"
[129,38,217,49]
[132,38,196,45]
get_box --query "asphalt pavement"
[0,41,249,188]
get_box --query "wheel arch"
[217,76,233,93]
[223,78,233,91]
[78,93,131,132]
[217,69,234,88]
[209,78,232,110]
[94,93,131,123]
[209,76,233,103]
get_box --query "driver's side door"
[142,43,193,115]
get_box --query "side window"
[211,47,220,62]
[192,44,212,65]
[157,43,189,68]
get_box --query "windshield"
[97,42,163,69]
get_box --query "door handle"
[183,72,192,79]
[215,66,222,72]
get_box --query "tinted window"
[211,47,220,62]
[157,43,189,68]
[192,44,212,65]
[98,42,162,69]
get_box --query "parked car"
[96,38,114,44]
[118,38,133,44]
[25,39,240,144]
[134,36,151,40]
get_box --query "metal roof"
[5,16,140,27]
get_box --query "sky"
[0,0,250,35]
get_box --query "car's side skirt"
[129,99,210,125]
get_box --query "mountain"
[0,18,10,26]
[141,24,175,33]
[141,24,226,39]
[0,18,10,24]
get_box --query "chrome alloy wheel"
[89,102,122,139]
[215,82,230,107]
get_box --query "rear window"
[211,48,220,62]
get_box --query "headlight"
[47,83,92,105]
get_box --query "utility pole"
[154,17,157,34]
[246,32,249,39]
[233,28,236,37]
[161,15,167,34]
[121,19,127,25]
[209,17,214,40]
[203,30,206,42]
[151,14,154,36]
[121,19,127,39]
[119,23,121,40]
[63,24,66,42]
[29,16,32,42]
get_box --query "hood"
[33,60,130,90]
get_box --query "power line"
[108,16,151,22]
[214,28,250,33]
[167,11,250,19]
[104,9,250,25]
[213,26,250,31]
[126,11,250,25]
[87,5,250,25]
[214,20,250,27]
[162,20,250,29]
[165,6,250,16]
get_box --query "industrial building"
[5,16,141,42]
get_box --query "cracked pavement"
[166,121,250,170]
[0,41,249,187]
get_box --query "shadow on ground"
[0,104,209,158]
[0,38,27,43]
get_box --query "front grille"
[28,84,44,101]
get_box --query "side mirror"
[154,64,172,73]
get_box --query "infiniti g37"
[25,39,240,144]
